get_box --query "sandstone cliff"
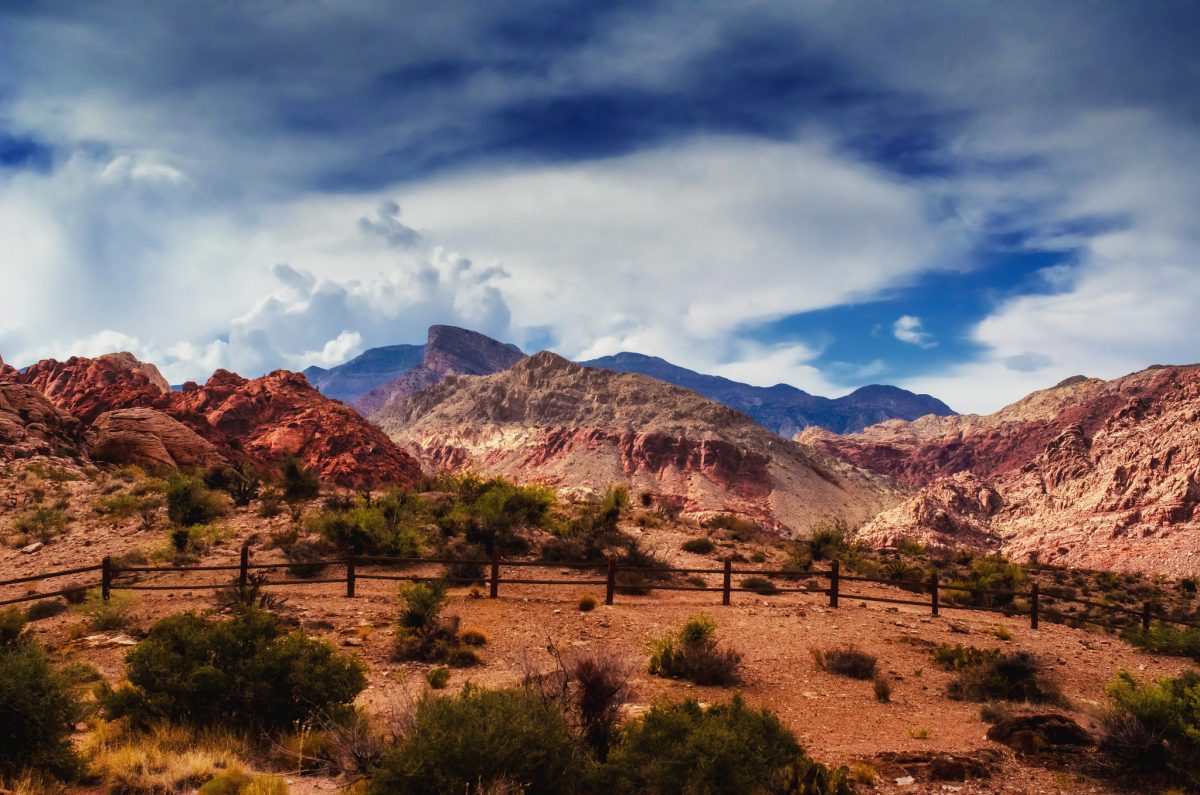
[375,351,900,532]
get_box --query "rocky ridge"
[809,366,1200,574]
[374,351,900,531]
[3,353,421,489]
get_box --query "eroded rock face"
[813,365,1200,575]
[857,472,1004,551]
[13,354,423,489]
[0,382,84,459]
[376,351,899,531]
[87,408,223,470]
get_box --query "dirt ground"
[2,473,1193,794]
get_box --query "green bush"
[647,615,741,686]
[741,575,780,595]
[0,611,82,780]
[367,685,579,795]
[806,518,850,561]
[1102,669,1200,787]
[308,500,424,557]
[931,643,1060,703]
[203,463,261,507]
[425,667,451,690]
[103,608,365,730]
[393,582,479,667]
[702,514,759,541]
[281,455,321,502]
[14,507,69,542]
[602,696,840,794]
[942,555,1026,608]
[165,474,229,527]
[75,590,134,631]
[1124,624,1200,659]
[96,492,142,519]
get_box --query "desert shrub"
[874,676,892,703]
[812,646,877,680]
[257,488,284,519]
[781,541,814,578]
[203,463,261,507]
[198,769,287,795]
[442,542,487,585]
[681,537,715,555]
[980,702,1011,724]
[1102,669,1200,787]
[165,474,230,527]
[25,599,67,622]
[75,590,134,631]
[806,518,850,561]
[366,686,579,795]
[943,555,1026,608]
[14,507,69,542]
[647,614,741,686]
[215,572,288,612]
[1124,624,1200,659]
[741,575,780,595]
[392,582,479,667]
[284,537,329,578]
[0,613,82,779]
[425,667,451,690]
[602,696,825,794]
[617,541,672,595]
[137,496,164,530]
[281,455,321,502]
[568,650,635,762]
[458,628,487,647]
[703,513,759,541]
[308,501,423,557]
[96,492,142,519]
[163,522,230,558]
[578,593,597,612]
[931,643,1060,703]
[103,608,366,730]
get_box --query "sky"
[2,2,1199,413]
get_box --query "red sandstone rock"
[87,408,224,471]
[17,353,169,425]
[0,382,85,459]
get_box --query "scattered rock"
[985,714,1093,754]
[20,541,43,554]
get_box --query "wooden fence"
[2,548,1198,636]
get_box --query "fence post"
[930,571,939,617]
[346,549,356,598]
[1030,583,1039,630]
[722,560,732,606]
[490,548,500,599]
[239,543,249,589]
[101,556,112,602]
[605,557,616,605]
[1142,602,1152,632]
[829,559,839,608]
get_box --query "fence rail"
[3,547,1198,636]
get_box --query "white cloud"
[892,315,936,348]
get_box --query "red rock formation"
[87,408,223,471]
[815,365,1200,575]
[0,382,85,460]
[13,354,423,489]
[376,351,898,531]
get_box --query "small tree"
[281,456,321,503]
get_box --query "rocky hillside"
[374,351,900,532]
[804,366,1200,575]
[3,353,421,489]
[351,325,525,415]
[583,351,955,435]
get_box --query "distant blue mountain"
[303,343,425,404]
[581,352,955,435]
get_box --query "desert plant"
[0,611,82,779]
[1102,669,1200,788]
[873,676,892,703]
[96,492,142,520]
[283,537,329,578]
[103,607,366,730]
[647,614,741,686]
[308,500,423,557]
[425,667,451,690]
[930,643,1060,703]
[393,582,479,667]
[980,702,1011,724]
[14,507,69,542]
[258,488,284,518]
[812,646,877,680]
[681,537,715,555]
[215,572,288,612]
[75,590,134,631]
[367,685,579,795]
[281,455,321,502]
[740,575,780,595]
[1124,624,1200,659]
[165,474,229,527]
[578,593,597,612]
[567,650,635,762]
[702,513,760,541]
[203,463,261,507]
[25,599,67,622]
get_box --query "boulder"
[88,407,224,470]
[986,713,1093,754]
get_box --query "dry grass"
[85,721,259,794]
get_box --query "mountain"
[373,351,901,532]
[802,365,1200,575]
[581,352,955,435]
[350,325,525,415]
[6,353,422,489]
[303,344,425,404]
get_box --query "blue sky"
[1,2,1199,412]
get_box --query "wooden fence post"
[1142,602,1152,632]
[829,559,839,608]
[930,571,939,617]
[239,544,249,589]
[722,560,732,606]
[490,548,500,599]
[1030,583,1039,630]
[605,557,616,606]
[101,556,112,602]
[346,549,356,598]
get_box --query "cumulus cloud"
[892,316,936,348]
